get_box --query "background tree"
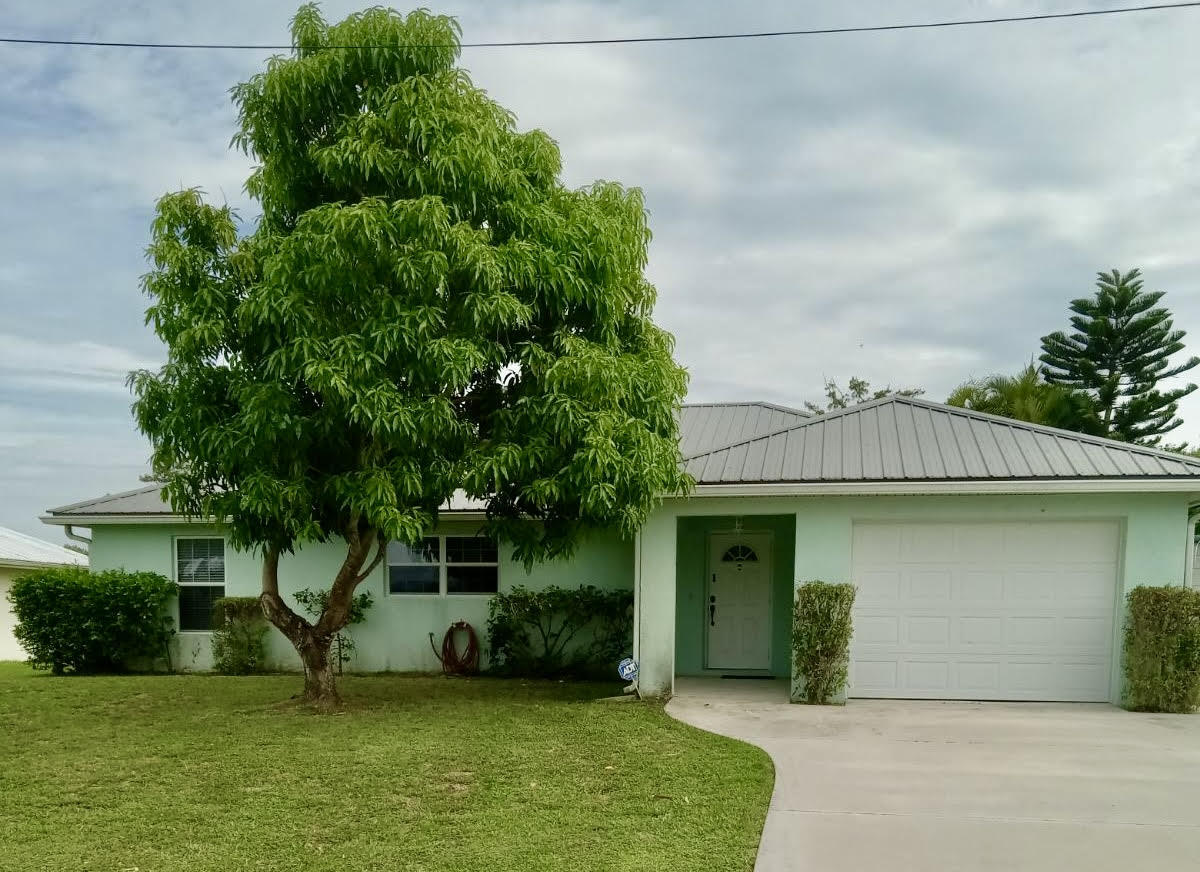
[129,5,689,709]
[946,364,1104,434]
[804,376,922,415]
[1040,269,1198,444]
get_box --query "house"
[0,526,88,660]
[41,396,1200,703]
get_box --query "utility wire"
[2,2,1199,50]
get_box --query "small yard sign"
[618,657,638,681]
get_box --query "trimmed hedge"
[7,565,176,674]
[1123,585,1200,713]
[487,585,633,678]
[211,597,269,675]
[792,580,856,705]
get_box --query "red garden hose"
[429,620,480,675]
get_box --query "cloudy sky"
[3,0,1200,540]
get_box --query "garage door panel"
[850,654,1114,701]
[857,570,901,602]
[958,570,1004,600]
[850,521,1119,702]
[959,616,1004,645]
[902,527,957,561]
[855,615,899,644]
[908,571,953,599]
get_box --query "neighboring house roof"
[43,397,1200,524]
[684,395,1200,484]
[0,526,86,568]
[678,401,810,456]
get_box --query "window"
[176,537,225,632]
[721,544,758,563]
[388,535,499,596]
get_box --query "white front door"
[706,532,772,670]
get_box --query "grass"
[0,662,772,871]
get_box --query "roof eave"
[41,510,492,527]
[687,478,1200,497]
[0,557,85,569]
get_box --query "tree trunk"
[257,524,387,711]
[299,634,339,710]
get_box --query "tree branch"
[354,535,388,584]
[259,545,312,642]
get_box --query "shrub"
[1123,585,1200,713]
[8,566,176,674]
[487,585,633,678]
[792,580,856,704]
[211,597,269,675]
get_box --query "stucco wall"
[636,491,1197,701]
[1,566,28,660]
[87,521,634,672]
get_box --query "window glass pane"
[179,585,224,632]
[177,538,225,585]
[446,565,498,595]
[387,538,439,565]
[445,536,498,564]
[389,565,439,594]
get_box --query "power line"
[2,2,1199,50]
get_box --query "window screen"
[387,535,499,595]
[388,538,441,594]
[176,538,225,631]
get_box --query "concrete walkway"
[667,678,1200,871]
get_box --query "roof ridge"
[681,400,809,417]
[46,484,163,514]
[683,394,1200,469]
[682,394,899,460]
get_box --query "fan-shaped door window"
[721,544,759,569]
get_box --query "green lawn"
[0,662,771,871]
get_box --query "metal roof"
[46,398,1200,520]
[45,486,488,518]
[678,401,810,456]
[45,402,811,519]
[684,395,1200,484]
[47,486,175,516]
[0,526,87,567]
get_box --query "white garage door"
[849,521,1119,702]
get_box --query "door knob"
[709,595,716,626]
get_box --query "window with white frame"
[387,535,499,595]
[176,537,226,631]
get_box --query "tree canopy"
[804,376,923,415]
[1040,269,1198,443]
[946,364,1103,434]
[129,5,689,705]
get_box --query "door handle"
[709,595,716,626]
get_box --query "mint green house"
[42,396,1200,704]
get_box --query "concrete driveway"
[667,678,1200,871]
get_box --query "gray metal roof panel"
[682,395,1200,484]
[676,401,809,456]
[50,398,1200,516]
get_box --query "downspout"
[63,524,92,554]
[1186,507,1200,589]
